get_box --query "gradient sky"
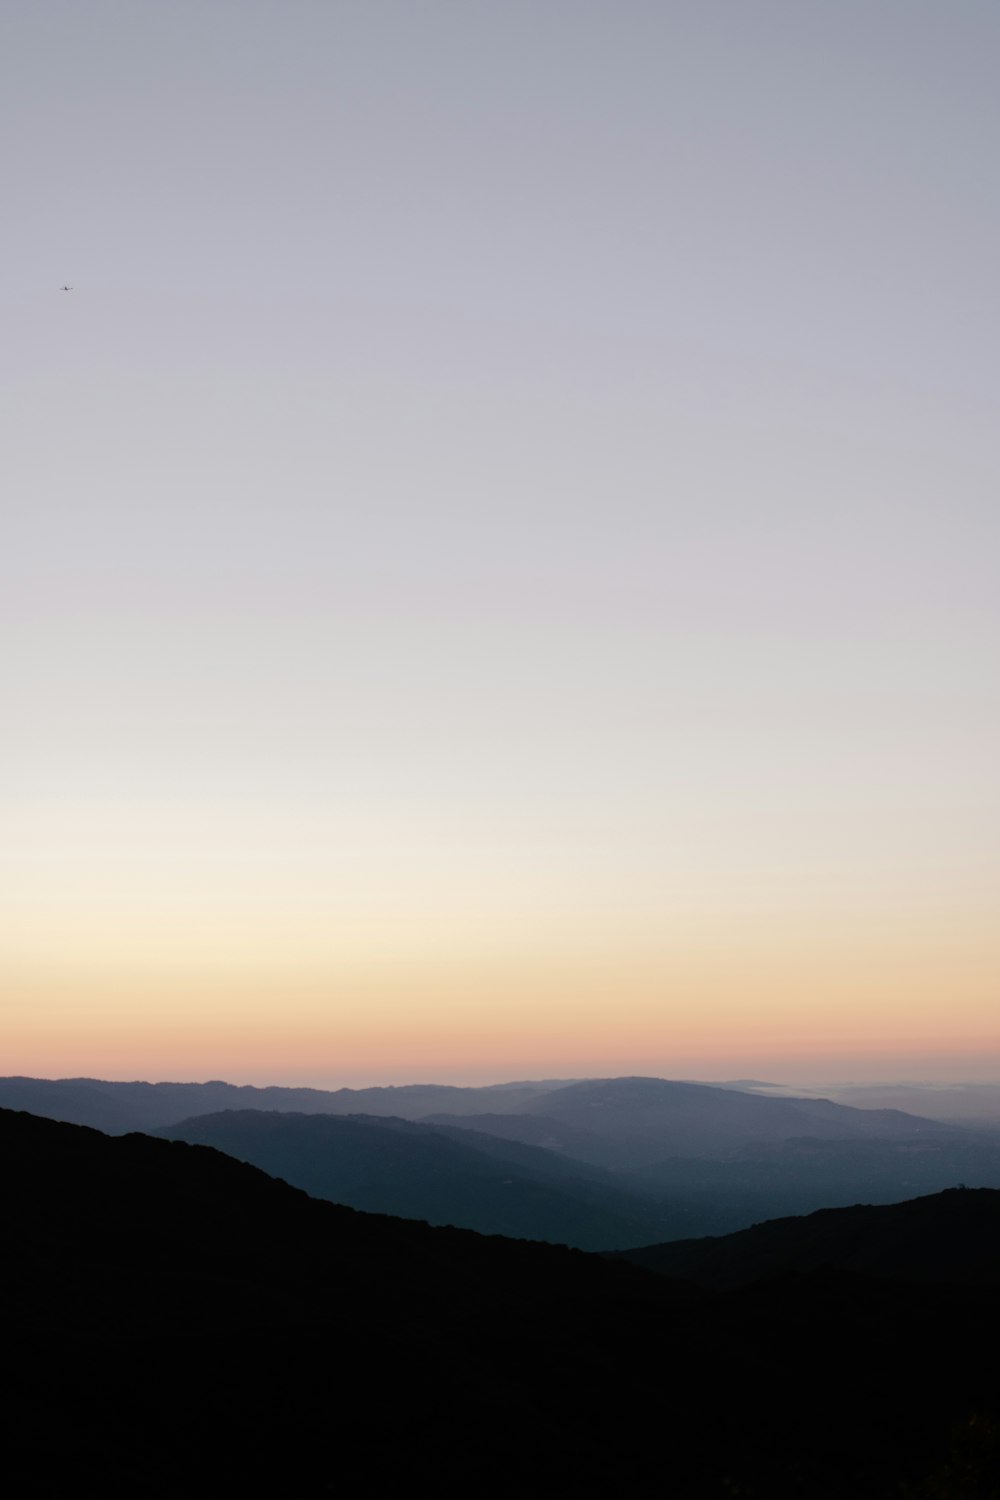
[3,1,998,1086]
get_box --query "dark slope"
[4,1106,1000,1497]
[618,1187,1000,1288]
[155,1108,686,1249]
[0,1074,571,1134]
[1,1106,698,1496]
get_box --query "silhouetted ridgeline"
[617,1187,1000,1287]
[4,1106,1000,1497]
[8,1073,1000,1241]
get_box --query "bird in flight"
[60,284,73,291]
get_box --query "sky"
[2,1,998,1087]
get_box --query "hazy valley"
[7,1072,1000,1248]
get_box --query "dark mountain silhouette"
[1,1105,695,1496]
[617,1186,1000,1289]
[5,1105,1000,1497]
[155,1108,692,1249]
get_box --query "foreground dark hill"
[155,1108,691,1249]
[5,1106,1000,1497]
[619,1187,1000,1289]
[1,1106,694,1496]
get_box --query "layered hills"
[8,1073,1000,1244]
[154,1108,687,1249]
[4,1105,1000,1497]
[426,1073,949,1166]
[0,1071,950,1147]
[0,1073,568,1134]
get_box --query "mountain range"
[7,1073,1000,1245]
[5,1104,1000,1497]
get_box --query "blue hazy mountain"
[0,1072,948,1153]
[154,1107,691,1248]
[9,1072,1000,1241]
[0,1073,570,1134]
[427,1075,951,1166]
